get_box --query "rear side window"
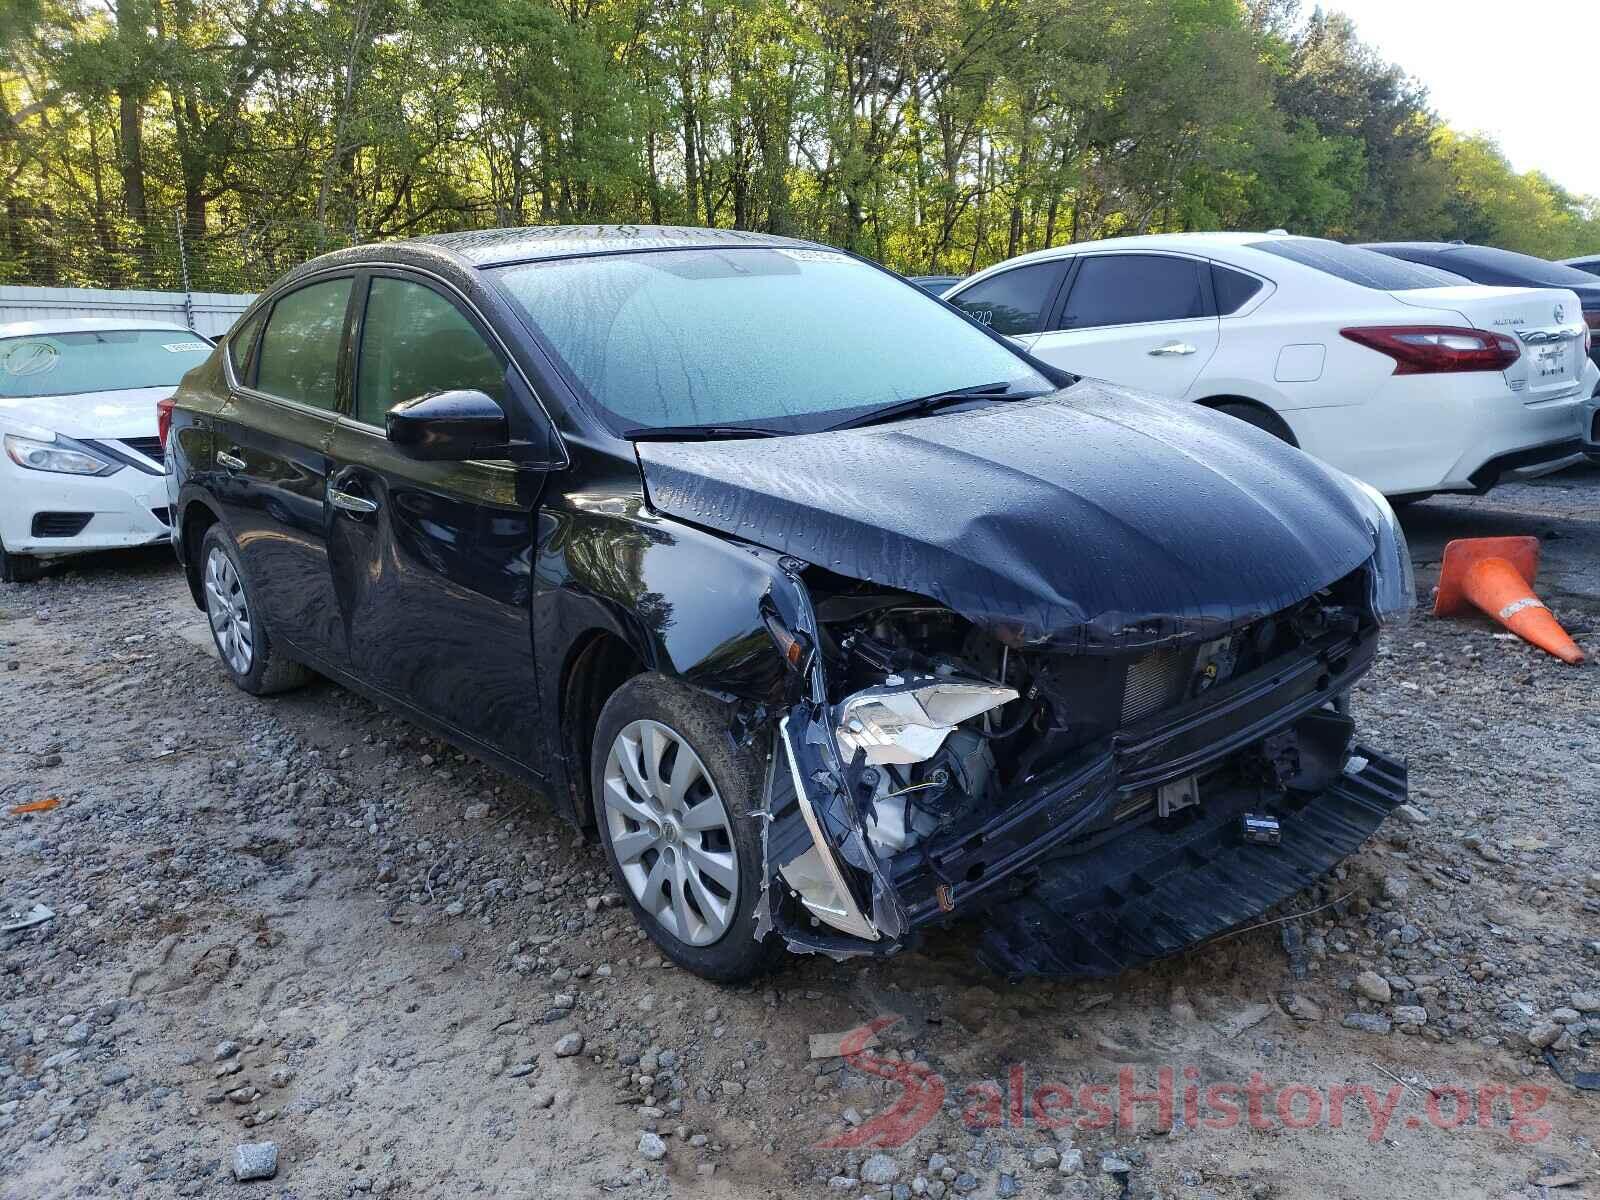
[1212,265,1264,315]
[355,277,505,427]
[1060,255,1207,329]
[1252,239,1459,290]
[255,278,352,410]
[0,329,211,399]
[948,261,1064,336]
[228,310,264,378]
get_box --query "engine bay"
[803,565,1375,864]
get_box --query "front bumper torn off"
[758,620,1409,978]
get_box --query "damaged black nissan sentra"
[165,226,1414,981]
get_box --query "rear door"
[213,275,355,665]
[1029,253,1220,396]
[325,269,546,758]
[1392,285,1589,405]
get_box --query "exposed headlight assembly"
[1323,468,1415,624]
[4,432,122,477]
[835,674,1019,766]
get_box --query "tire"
[199,525,312,696]
[0,539,44,584]
[590,673,781,982]
[1212,401,1297,446]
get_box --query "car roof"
[1361,242,1454,253]
[404,224,824,267]
[964,231,1305,271]
[0,316,201,338]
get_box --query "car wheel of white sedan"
[0,538,44,584]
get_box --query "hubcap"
[602,719,739,946]
[204,546,254,676]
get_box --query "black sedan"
[1364,241,1600,386]
[164,226,1413,981]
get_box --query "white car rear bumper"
[1290,375,1589,497]
[0,457,173,558]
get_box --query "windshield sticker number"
[774,248,849,264]
[0,341,59,377]
[163,341,208,353]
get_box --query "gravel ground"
[2,465,1597,1200]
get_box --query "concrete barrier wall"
[0,285,257,340]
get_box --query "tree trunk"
[115,0,148,228]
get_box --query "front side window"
[947,262,1064,336]
[494,248,1051,435]
[254,278,352,410]
[355,278,505,427]
[1060,255,1207,329]
[0,329,211,399]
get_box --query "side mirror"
[386,389,511,461]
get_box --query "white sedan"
[0,318,212,582]
[943,232,1597,498]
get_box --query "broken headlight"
[835,674,1018,766]
[1322,468,1415,624]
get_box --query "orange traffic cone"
[1433,536,1584,665]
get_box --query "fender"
[531,480,813,816]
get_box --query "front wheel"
[0,539,44,584]
[590,674,780,982]
[199,525,311,695]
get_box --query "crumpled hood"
[637,384,1379,651]
[0,386,169,441]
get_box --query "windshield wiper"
[825,381,1033,431]
[621,423,791,442]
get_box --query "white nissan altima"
[0,318,212,582]
[943,233,1597,498]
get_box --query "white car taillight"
[1340,326,1521,375]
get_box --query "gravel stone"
[232,1143,279,1182]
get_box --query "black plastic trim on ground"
[972,748,1407,980]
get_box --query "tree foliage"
[3,0,1596,288]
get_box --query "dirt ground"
[2,466,1597,1200]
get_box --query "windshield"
[493,247,1051,435]
[0,329,211,399]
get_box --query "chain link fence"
[0,210,363,293]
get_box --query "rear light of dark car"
[1340,326,1521,375]
[157,396,176,449]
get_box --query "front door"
[212,275,355,665]
[326,271,545,759]
[1029,253,1220,397]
